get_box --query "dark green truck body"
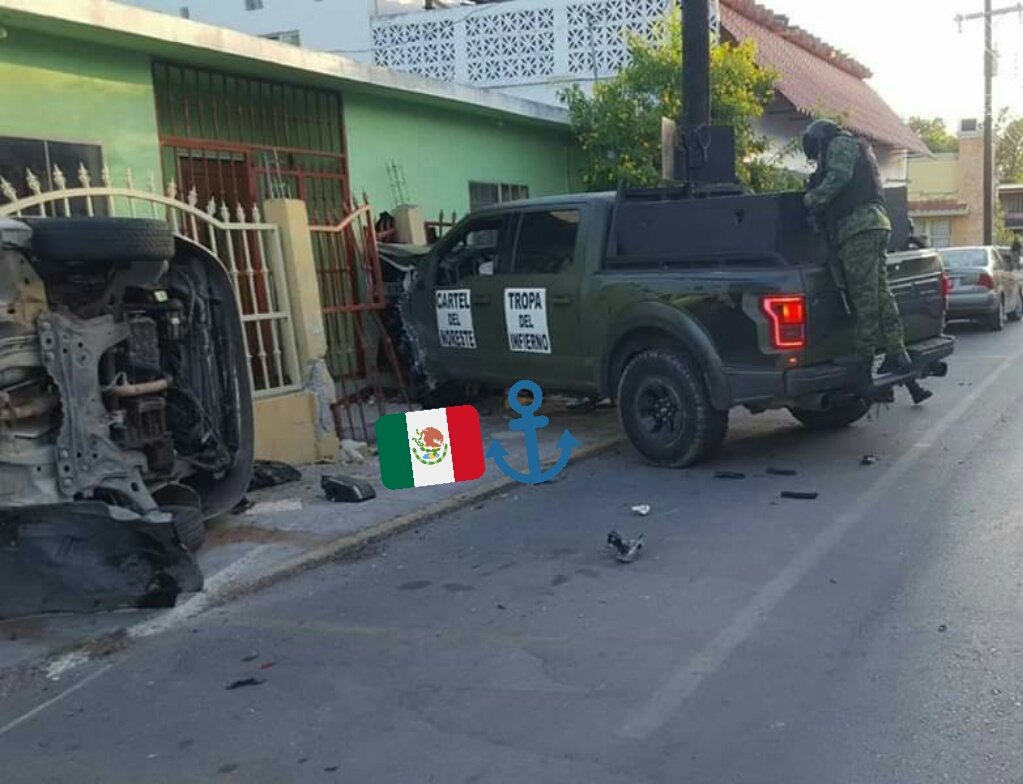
[401,189,954,463]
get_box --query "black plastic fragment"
[321,474,376,503]
[714,471,746,480]
[780,491,819,500]
[766,467,797,476]
[225,677,265,690]
[861,455,878,466]
[249,460,302,491]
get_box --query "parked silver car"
[941,246,1023,331]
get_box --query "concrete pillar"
[262,198,339,462]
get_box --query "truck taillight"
[941,272,952,300]
[979,272,995,289]
[761,295,806,350]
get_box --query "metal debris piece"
[606,530,644,563]
[321,474,376,503]
[938,624,948,632]
[338,439,369,465]
[248,460,301,491]
[780,491,819,500]
[225,677,265,690]
[715,471,746,480]
[630,504,652,517]
[232,497,254,515]
[861,455,878,466]
[766,467,797,476]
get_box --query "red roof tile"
[720,0,928,155]
[908,199,969,214]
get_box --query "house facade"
[119,0,927,180]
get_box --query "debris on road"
[245,499,303,515]
[225,678,265,690]
[714,471,746,480]
[259,662,276,670]
[607,530,644,563]
[338,439,370,465]
[231,497,254,515]
[766,467,797,476]
[248,460,302,491]
[321,474,376,503]
[241,654,259,662]
[861,455,878,466]
[780,491,819,500]
[630,504,652,517]
[938,624,948,632]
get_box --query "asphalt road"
[4,322,1023,783]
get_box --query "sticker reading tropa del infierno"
[435,289,476,349]
[504,287,551,354]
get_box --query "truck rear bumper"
[783,336,956,398]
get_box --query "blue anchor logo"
[486,380,580,485]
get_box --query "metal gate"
[0,165,302,400]
[311,198,408,442]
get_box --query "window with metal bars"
[468,181,529,212]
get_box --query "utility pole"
[955,1,1023,244]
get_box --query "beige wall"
[908,154,957,200]
[956,131,986,245]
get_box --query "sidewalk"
[0,401,623,681]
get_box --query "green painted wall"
[344,92,576,221]
[0,28,160,190]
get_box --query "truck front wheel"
[617,348,729,468]
[788,398,870,430]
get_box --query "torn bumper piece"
[0,502,202,618]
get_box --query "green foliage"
[907,117,958,154]
[997,115,1023,184]
[560,8,785,192]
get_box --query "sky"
[756,0,1023,128]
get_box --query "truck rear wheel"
[617,348,729,468]
[788,398,870,430]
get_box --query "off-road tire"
[986,296,1006,331]
[1009,291,1023,322]
[617,348,729,468]
[788,398,871,430]
[29,218,175,264]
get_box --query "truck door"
[411,213,515,384]
[493,206,586,389]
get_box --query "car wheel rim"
[636,379,685,440]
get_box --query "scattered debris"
[714,471,746,480]
[338,439,370,465]
[231,496,254,515]
[938,624,948,632]
[630,504,652,517]
[766,467,797,476]
[225,678,265,691]
[606,530,644,563]
[325,766,340,773]
[248,460,302,491]
[321,474,376,503]
[259,662,276,670]
[563,396,598,412]
[241,654,259,663]
[780,491,819,500]
[829,578,838,585]
[245,499,303,515]
[861,455,878,466]
[496,603,507,610]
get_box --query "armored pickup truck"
[400,188,954,467]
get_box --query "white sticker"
[435,289,476,349]
[504,287,551,354]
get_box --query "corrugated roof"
[721,0,928,155]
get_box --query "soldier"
[802,119,912,389]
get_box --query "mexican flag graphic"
[375,405,485,490]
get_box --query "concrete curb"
[190,432,626,612]
[24,432,626,678]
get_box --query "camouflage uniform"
[804,134,906,362]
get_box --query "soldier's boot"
[876,349,912,376]
[906,379,933,405]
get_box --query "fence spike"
[452,211,458,223]
[187,185,198,208]
[251,203,262,223]
[166,179,178,200]
[25,168,43,197]
[52,164,67,191]
[147,172,157,194]
[101,164,112,188]
[0,176,16,203]
[77,162,91,189]
[219,202,231,222]
[438,209,445,223]
[362,190,369,206]
[125,168,135,190]
[235,203,246,223]
[206,197,217,217]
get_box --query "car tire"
[168,505,206,552]
[617,348,729,468]
[29,217,175,264]
[1009,291,1023,322]
[788,398,871,430]
[986,297,1006,331]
